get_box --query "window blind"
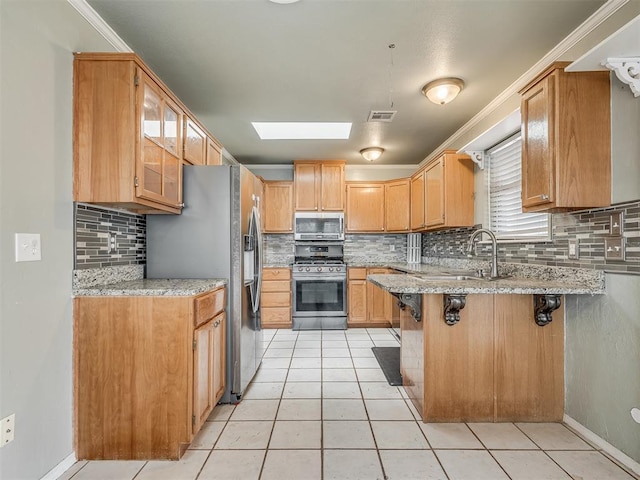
[487,133,549,240]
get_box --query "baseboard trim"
[563,414,640,476]
[40,452,77,480]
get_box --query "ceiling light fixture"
[269,0,300,3]
[422,77,464,105]
[360,147,384,162]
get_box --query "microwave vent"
[367,110,397,122]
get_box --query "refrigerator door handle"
[254,206,263,313]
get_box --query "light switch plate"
[604,236,625,261]
[568,239,579,260]
[15,233,41,262]
[1,414,15,447]
[610,211,624,236]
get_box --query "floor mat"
[371,346,402,386]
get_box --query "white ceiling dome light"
[422,78,465,105]
[360,147,385,162]
[269,0,301,3]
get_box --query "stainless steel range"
[292,242,347,330]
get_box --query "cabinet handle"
[540,194,549,200]
[214,319,221,327]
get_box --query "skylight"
[251,122,352,140]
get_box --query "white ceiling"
[86,0,606,166]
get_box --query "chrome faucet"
[466,228,499,279]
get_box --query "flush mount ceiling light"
[269,0,300,3]
[252,122,351,140]
[360,147,384,162]
[422,77,465,105]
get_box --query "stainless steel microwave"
[294,212,344,241]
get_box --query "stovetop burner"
[294,259,345,266]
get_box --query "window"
[487,133,549,240]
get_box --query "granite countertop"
[73,278,227,297]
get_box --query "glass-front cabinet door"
[138,70,183,207]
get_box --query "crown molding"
[419,0,630,167]
[67,0,132,52]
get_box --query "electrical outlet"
[15,233,41,262]
[109,233,117,254]
[1,414,15,447]
[389,245,395,251]
[610,211,624,236]
[604,237,626,261]
[568,239,579,260]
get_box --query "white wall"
[0,2,114,478]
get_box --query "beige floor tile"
[287,367,322,382]
[323,368,357,382]
[365,399,414,420]
[269,340,296,349]
[214,421,273,449]
[199,449,265,480]
[242,382,284,400]
[70,460,145,480]
[207,403,235,421]
[261,449,322,480]
[360,382,403,399]
[229,399,279,421]
[293,348,322,358]
[355,368,388,382]
[322,341,349,349]
[322,382,362,399]
[298,332,322,339]
[373,340,401,347]
[349,348,375,358]
[353,357,382,368]
[323,357,354,369]
[282,381,322,399]
[323,399,368,420]
[322,348,351,357]
[379,450,447,480]
[296,340,321,349]
[345,331,370,339]
[263,348,293,358]
[492,450,572,480]
[135,450,209,480]
[323,420,376,449]
[252,368,288,383]
[260,357,291,369]
[547,451,635,480]
[516,423,593,450]
[405,398,422,420]
[188,421,225,449]
[274,331,298,339]
[269,420,322,449]
[435,450,509,479]
[347,340,375,348]
[468,423,538,449]
[277,399,322,420]
[289,357,322,369]
[323,449,384,480]
[420,423,484,449]
[371,421,429,449]
[56,461,88,480]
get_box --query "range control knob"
[306,267,311,272]
[329,267,334,272]
[317,266,322,272]
[298,267,303,272]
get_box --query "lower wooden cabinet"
[74,286,226,460]
[261,268,292,328]
[402,293,564,423]
[348,267,398,327]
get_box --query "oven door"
[292,275,347,317]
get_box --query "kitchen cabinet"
[520,62,611,212]
[183,116,207,165]
[74,286,226,459]
[261,268,292,328]
[410,151,474,231]
[347,267,398,327]
[206,137,222,165]
[402,293,563,422]
[264,181,293,232]
[345,183,385,232]
[385,179,411,232]
[294,160,345,211]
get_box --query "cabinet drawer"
[261,291,291,307]
[262,307,291,325]
[263,268,291,280]
[348,268,367,280]
[194,288,225,327]
[262,280,290,293]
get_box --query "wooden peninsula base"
[400,293,564,423]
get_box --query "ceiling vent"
[367,110,397,122]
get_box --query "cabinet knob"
[540,194,549,200]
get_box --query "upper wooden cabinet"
[520,62,610,212]
[264,181,293,232]
[74,53,224,214]
[346,183,385,232]
[410,151,474,231]
[385,178,411,232]
[294,161,345,211]
[206,137,222,165]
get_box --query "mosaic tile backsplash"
[421,200,640,274]
[75,204,146,269]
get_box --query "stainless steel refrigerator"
[146,165,263,403]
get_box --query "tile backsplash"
[421,200,640,274]
[74,204,146,269]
